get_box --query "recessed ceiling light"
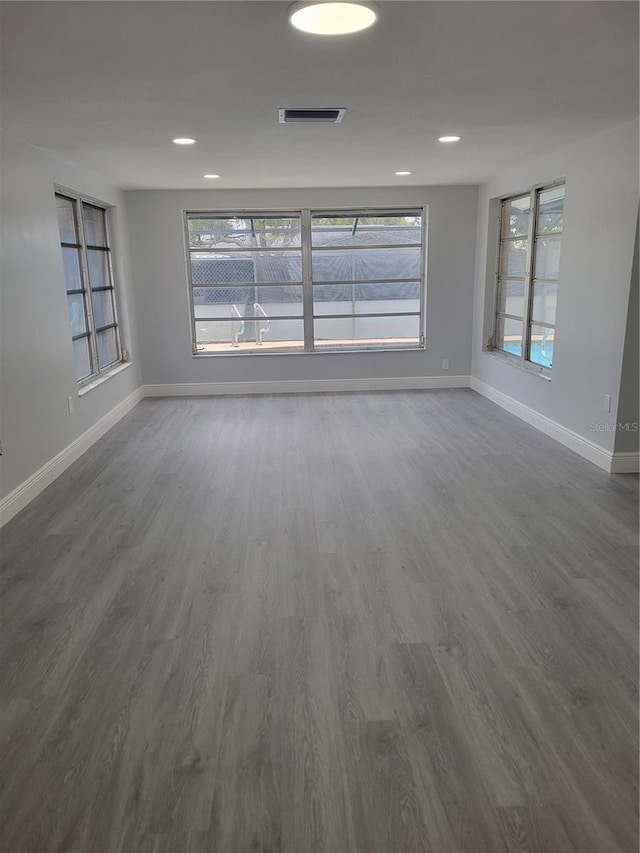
[203,174,220,179]
[439,135,461,143]
[173,137,196,145]
[289,1,378,35]
[395,171,412,176]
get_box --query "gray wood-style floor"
[1,389,638,853]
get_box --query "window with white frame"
[494,183,565,371]
[311,211,423,350]
[185,208,425,354]
[56,191,122,383]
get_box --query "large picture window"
[56,191,122,383]
[185,208,425,354]
[494,183,565,371]
[187,213,304,353]
[311,212,423,350]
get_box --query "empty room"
[0,1,638,851]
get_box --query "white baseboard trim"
[143,375,471,397]
[610,452,640,474]
[470,377,616,472]
[0,387,144,529]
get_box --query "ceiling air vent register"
[279,108,346,124]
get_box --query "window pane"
[500,240,528,279]
[87,249,111,289]
[312,214,421,247]
[501,195,531,238]
[56,196,78,243]
[314,315,420,349]
[188,216,301,250]
[531,281,557,326]
[82,203,108,246]
[194,317,304,353]
[73,338,92,381]
[190,252,302,284]
[495,316,523,357]
[537,186,565,234]
[534,237,562,280]
[97,327,119,368]
[91,288,115,329]
[312,247,421,282]
[61,247,82,291]
[191,256,255,285]
[193,285,303,319]
[496,279,525,318]
[529,324,555,367]
[67,293,88,336]
[313,281,420,316]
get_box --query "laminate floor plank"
[274,613,355,853]
[340,718,432,853]
[384,642,514,853]
[0,389,637,852]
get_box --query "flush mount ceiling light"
[203,174,220,179]
[289,1,378,35]
[438,135,461,143]
[395,171,412,176]
[173,137,196,145]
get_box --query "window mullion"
[521,189,537,364]
[301,209,314,352]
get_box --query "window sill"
[483,349,551,381]
[78,361,133,396]
[191,345,425,358]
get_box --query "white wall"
[471,120,639,454]
[0,131,141,500]
[615,209,639,454]
[125,186,477,386]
